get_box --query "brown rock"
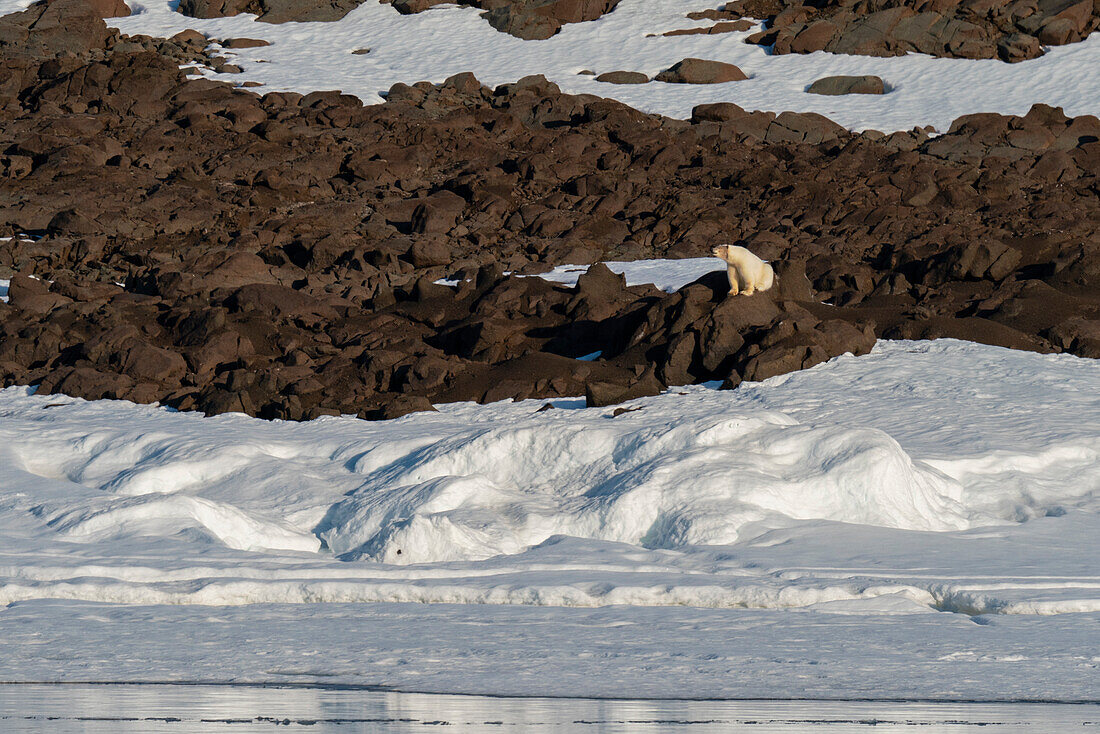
[575,262,627,299]
[742,343,808,382]
[1048,318,1100,358]
[170,29,208,46]
[408,237,452,268]
[86,0,131,17]
[690,102,748,122]
[997,33,1042,62]
[807,75,886,96]
[663,19,753,35]
[121,343,188,383]
[948,240,1021,281]
[7,274,71,314]
[0,0,111,58]
[585,368,662,407]
[411,191,466,234]
[222,37,271,48]
[366,395,437,420]
[764,111,848,145]
[655,58,748,84]
[595,71,649,84]
[42,367,133,401]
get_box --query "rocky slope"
[1,0,1098,419]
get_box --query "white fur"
[712,245,775,296]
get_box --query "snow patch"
[533,257,725,292]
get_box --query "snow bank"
[38,0,1100,131]
[0,340,1097,612]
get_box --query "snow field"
[0,340,1097,615]
[22,0,1096,132]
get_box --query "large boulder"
[0,0,111,58]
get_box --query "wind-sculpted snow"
[319,411,971,564]
[0,340,1097,615]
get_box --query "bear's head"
[711,244,730,260]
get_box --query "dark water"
[0,684,1097,732]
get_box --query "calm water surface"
[1,684,1097,732]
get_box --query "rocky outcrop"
[735,0,1100,62]
[0,0,113,59]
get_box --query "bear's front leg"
[726,266,741,295]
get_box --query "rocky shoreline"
[1,0,1098,420]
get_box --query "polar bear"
[712,244,775,296]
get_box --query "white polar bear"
[712,244,775,296]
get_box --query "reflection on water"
[0,684,1097,733]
